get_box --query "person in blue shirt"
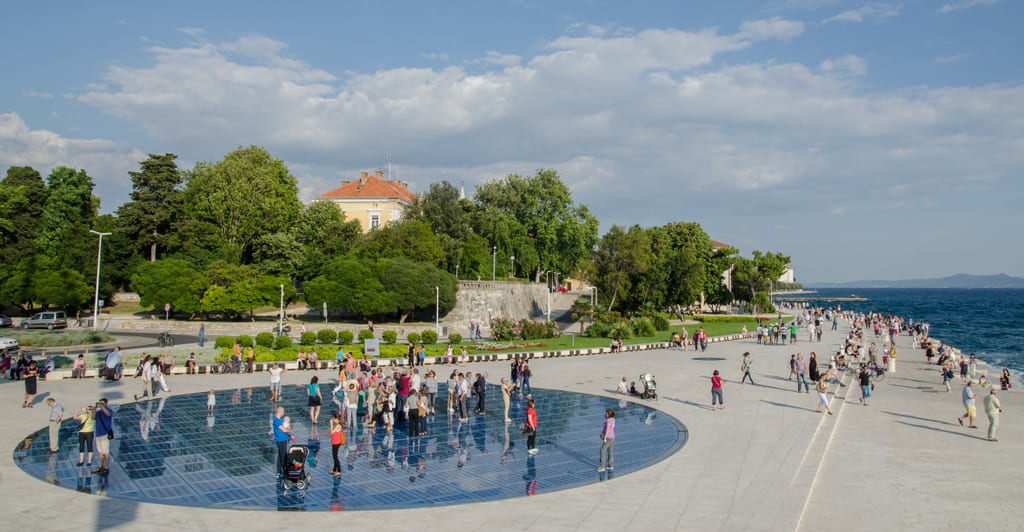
[272,406,291,475]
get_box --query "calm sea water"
[789,288,1024,373]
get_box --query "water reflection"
[13,383,685,511]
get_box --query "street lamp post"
[278,284,285,336]
[492,246,496,281]
[545,270,552,322]
[591,286,598,315]
[509,256,515,279]
[435,286,440,335]
[89,230,111,331]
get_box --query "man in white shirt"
[616,377,629,394]
[135,355,154,401]
[268,363,285,402]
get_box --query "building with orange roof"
[316,170,417,232]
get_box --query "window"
[370,214,380,229]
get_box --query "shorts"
[966,405,976,418]
[95,435,110,455]
[308,396,322,407]
[79,432,94,452]
[270,382,281,392]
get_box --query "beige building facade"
[317,170,417,232]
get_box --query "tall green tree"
[474,169,598,281]
[130,259,203,313]
[352,219,445,267]
[303,257,394,319]
[183,146,302,264]
[116,153,185,262]
[37,166,97,276]
[378,258,457,323]
[0,166,48,265]
[591,225,652,312]
[295,201,362,281]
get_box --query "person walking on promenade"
[858,365,872,406]
[501,377,516,423]
[74,404,95,466]
[957,381,978,428]
[740,352,755,385]
[22,360,39,407]
[711,370,725,411]
[808,352,820,383]
[47,397,64,453]
[984,389,1002,441]
[968,354,978,382]
[134,355,153,401]
[597,408,615,472]
[525,399,538,455]
[815,377,833,415]
[795,353,809,393]
[198,323,205,348]
[268,363,284,402]
[307,376,322,424]
[1000,369,1012,390]
[272,406,291,476]
[789,354,797,380]
[520,361,533,395]
[942,363,955,392]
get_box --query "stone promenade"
[1,320,1019,531]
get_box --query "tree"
[0,166,48,265]
[377,258,456,323]
[295,201,361,281]
[130,259,203,313]
[0,255,89,311]
[591,225,652,312]
[474,170,598,281]
[251,232,305,278]
[183,146,302,264]
[352,219,445,267]
[196,261,294,318]
[116,154,185,262]
[303,257,394,318]
[37,166,97,277]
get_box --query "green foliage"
[273,334,292,350]
[518,319,559,340]
[295,201,361,280]
[303,257,394,318]
[214,336,235,349]
[377,258,456,323]
[448,333,462,345]
[751,291,776,314]
[5,329,114,347]
[651,315,670,331]
[381,330,397,344]
[0,255,91,310]
[407,332,421,345]
[0,166,47,266]
[354,219,446,268]
[421,329,438,344]
[255,332,275,348]
[691,315,762,323]
[37,166,97,276]
[316,328,337,344]
[130,259,202,312]
[235,335,253,348]
[629,316,656,337]
[489,318,516,341]
[585,322,611,338]
[300,331,317,346]
[609,321,634,340]
[357,329,375,341]
[183,145,302,264]
[116,154,184,263]
[337,330,354,345]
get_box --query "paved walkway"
[1,321,1019,531]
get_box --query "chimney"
[374,170,384,179]
[360,171,368,185]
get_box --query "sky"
[1,0,1021,284]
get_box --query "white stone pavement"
[1,322,1020,531]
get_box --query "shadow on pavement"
[760,400,817,413]
[893,420,989,441]
[882,410,959,427]
[662,396,713,411]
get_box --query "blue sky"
[1,0,1021,283]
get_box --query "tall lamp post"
[278,284,285,336]
[492,246,496,281]
[509,256,515,279]
[591,286,598,315]
[89,230,111,331]
[545,270,553,322]
[434,286,440,335]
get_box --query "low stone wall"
[46,333,747,380]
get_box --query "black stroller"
[639,373,657,400]
[283,444,310,491]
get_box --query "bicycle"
[158,331,174,347]
[847,360,886,383]
[212,358,250,374]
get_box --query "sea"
[784,288,1024,374]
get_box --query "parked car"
[0,336,19,353]
[21,311,68,330]
[0,315,12,328]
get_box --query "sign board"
[363,338,380,357]
[99,299,105,308]
[164,303,171,312]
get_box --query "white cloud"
[934,53,970,64]
[820,54,868,76]
[422,51,450,62]
[23,91,53,99]
[937,0,1000,14]
[0,112,145,210]
[177,27,206,36]
[738,17,806,42]
[823,3,900,23]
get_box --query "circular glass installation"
[13,383,686,511]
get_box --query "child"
[207,390,216,414]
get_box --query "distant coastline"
[808,273,1024,290]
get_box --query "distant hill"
[809,273,1024,289]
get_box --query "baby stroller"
[639,373,657,400]
[283,444,310,491]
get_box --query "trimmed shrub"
[652,315,670,331]
[214,336,235,349]
[357,329,375,342]
[610,322,634,340]
[381,330,397,344]
[585,322,610,338]
[407,332,421,345]
[273,334,292,350]
[421,329,438,344]
[630,317,656,337]
[490,317,516,341]
[448,333,462,345]
[300,331,316,346]
[236,334,254,348]
[337,330,354,345]
[255,332,274,348]
[316,328,337,344]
